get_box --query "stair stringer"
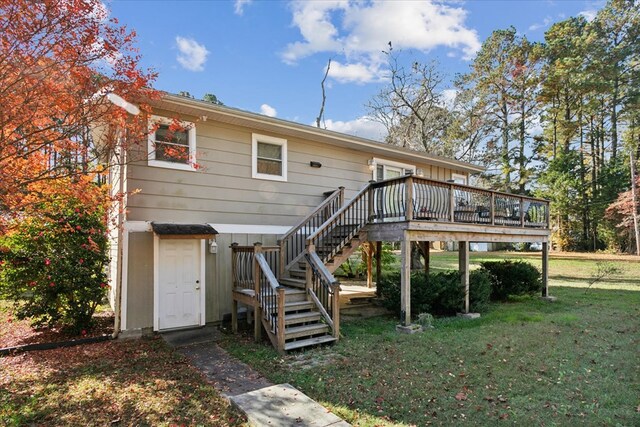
[325,230,369,273]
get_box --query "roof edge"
[152,93,485,174]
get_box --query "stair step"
[284,301,314,312]
[284,335,337,351]
[284,287,307,302]
[280,277,306,288]
[285,311,321,325]
[285,323,330,339]
[288,268,306,279]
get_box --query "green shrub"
[480,260,542,301]
[0,195,109,331]
[377,269,492,317]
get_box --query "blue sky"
[108,0,603,140]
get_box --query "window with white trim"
[148,116,196,171]
[252,134,287,181]
[372,157,416,181]
[451,173,467,185]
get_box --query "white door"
[158,239,201,330]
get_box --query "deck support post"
[459,241,470,314]
[254,306,262,341]
[542,241,550,298]
[232,300,238,333]
[253,243,262,341]
[366,242,373,288]
[331,284,340,338]
[276,287,286,354]
[400,231,411,326]
[375,241,382,286]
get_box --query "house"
[107,93,550,352]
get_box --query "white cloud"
[529,16,553,31]
[282,1,481,73]
[579,9,598,22]
[441,88,458,109]
[175,36,209,72]
[234,0,252,16]
[322,116,387,141]
[260,103,277,117]
[327,60,386,84]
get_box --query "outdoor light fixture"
[367,159,376,171]
[416,168,424,177]
[309,161,322,168]
[209,238,218,254]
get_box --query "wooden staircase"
[231,184,374,353]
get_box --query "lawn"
[221,252,640,426]
[0,334,245,426]
[425,251,640,291]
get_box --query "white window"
[451,173,467,185]
[372,158,416,181]
[148,115,197,171]
[252,134,287,181]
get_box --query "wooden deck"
[339,282,377,308]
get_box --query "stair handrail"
[254,244,285,353]
[279,187,345,275]
[306,182,372,264]
[304,248,340,338]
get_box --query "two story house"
[108,93,550,352]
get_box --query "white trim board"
[124,221,291,235]
[208,223,291,235]
[124,221,152,232]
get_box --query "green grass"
[221,285,640,426]
[385,251,640,291]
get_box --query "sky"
[107,0,604,141]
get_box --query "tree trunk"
[611,75,619,161]
[579,108,588,246]
[501,94,510,189]
[518,100,526,194]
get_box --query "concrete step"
[284,335,337,351]
[285,323,330,340]
[284,311,321,325]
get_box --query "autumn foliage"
[0,176,110,330]
[0,0,156,230]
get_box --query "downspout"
[112,132,127,339]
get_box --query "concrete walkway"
[162,327,350,426]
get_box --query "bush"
[480,260,542,301]
[0,183,109,331]
[377,269,492,317]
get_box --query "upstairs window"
[252,134,287,181]
[148,116,196,171]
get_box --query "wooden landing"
[339,282,377,308]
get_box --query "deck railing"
[370,175,550,228]
[306,183,371,264]
[304,250,340,338]
[278,187,344,275]
[231,243,285,352]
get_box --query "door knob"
[196,280,200,283]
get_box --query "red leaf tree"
[0,0,157,230]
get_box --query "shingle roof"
[151,223,218,236]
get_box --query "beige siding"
[126,232,153,330]
[124,231,279,330]
[210,233,278,322]
[120,113,469,331]
[126,117,466,225]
